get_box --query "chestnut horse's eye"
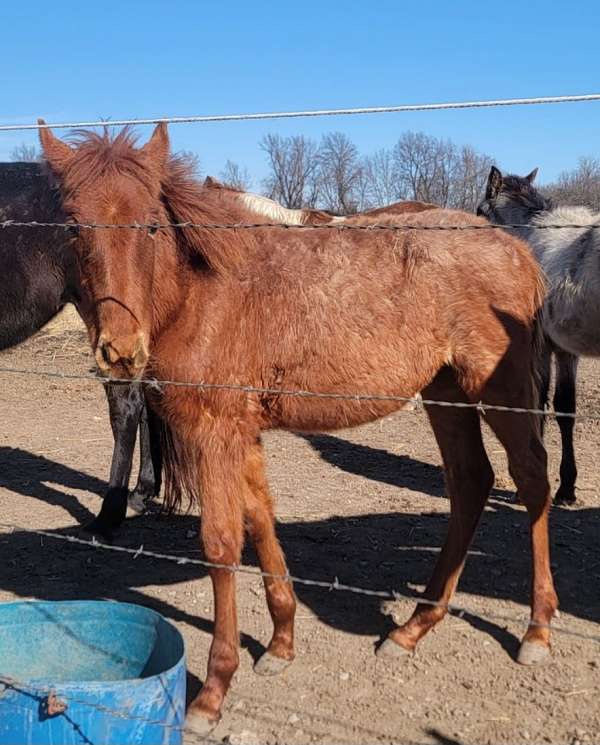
[148,223,159,238]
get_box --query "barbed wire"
[0,363,596,421]
[2,520,600,646]
[0,671,405,744]
[2,93,600,132]
[0,674,197,737]
[2,218,600,231]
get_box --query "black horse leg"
[128,398,163,513]
[553,350,578,505]
[86,382,144,536]
[537,339,552,439]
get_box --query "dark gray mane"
[499,175,552,213]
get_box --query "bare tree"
[449,145,494,212]
[357,133,493,211]
[392,132,457,206]
[317,132,363,214]
[220,160,252,191]
[10,143,39,162]
[543,156,600,210]
[362,148,400,207]
[260,134,320,208]
[176,150,202,177]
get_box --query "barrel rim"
[0,599,186,688]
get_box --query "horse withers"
[0,160,162,534]
[39,122,557,734]
[477,165,600,504]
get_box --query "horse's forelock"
[55,126,157,195]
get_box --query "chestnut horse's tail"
[159,418,199,515]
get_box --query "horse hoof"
[554,491,576,506]
[127,491,149,515]
[82,519,114,541]
[517,640,551,666]
[185,709,220,738]
[254,651,293,677]
[376,638,413,660]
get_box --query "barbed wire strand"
[0,675,204,738]
[2,218,600,231]
[2,520,600,646]
[2,93,600,132]
[0,363,598,421]
[0,673,408,744]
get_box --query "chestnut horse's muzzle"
[95,333,149,379]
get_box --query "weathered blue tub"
[0,600,186,745]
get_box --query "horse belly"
[546,292,600,357]
[270,394,415,432]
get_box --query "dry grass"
[42,304,86,336]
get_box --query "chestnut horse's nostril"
[101,343,112,367]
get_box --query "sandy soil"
[1,308,599,745]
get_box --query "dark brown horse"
[39,123,557,735]
[0,161,161,534]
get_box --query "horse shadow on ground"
[0,441,599,673]
[300,433,516,501]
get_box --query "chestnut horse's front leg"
[186,422,246,735]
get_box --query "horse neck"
[0,231,73,349]
[236,191,306,225]
[148,223,197,341]
[0,173,78,349]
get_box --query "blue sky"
[1,0,599,185]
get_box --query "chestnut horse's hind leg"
[378,368,493,659]
[186,424,245,734]
[242,438,297,675]
[483,406,558,663]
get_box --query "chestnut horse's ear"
[485,165,503,200]
[38,119,74,175]
[525,167,539,184]
[204,176,222,188]
[140,122,170,171]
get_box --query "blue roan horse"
[478,165,600,504]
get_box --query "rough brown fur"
[40,123,557,730]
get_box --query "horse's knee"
[201,526,243,565]
[209,636,240,679]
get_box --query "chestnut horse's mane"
[59,128,159,196]
[55,129,253,273]
[162,155,256,274]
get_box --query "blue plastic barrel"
[0,600,186,745]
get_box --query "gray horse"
[478,166,600,504]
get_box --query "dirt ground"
[1,307,600,745]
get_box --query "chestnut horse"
[204,174,436,222]
[39,123,557,734]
